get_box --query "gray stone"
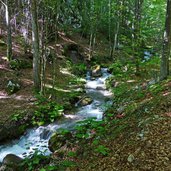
[2,154,22,171]
[76,96,93,106]
[3,154,22,165]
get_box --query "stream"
[0,68,112,162]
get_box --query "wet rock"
[96,86,106,90]
[63,44,84,64]
[91,65,102,77]
[40,129,52,139]
[2,154,22,171]
[76,96,93,106]
[3,154,22,165]
[48,131,73,152]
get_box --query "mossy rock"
[91,65,102,77]
[6,80,21,94]
[2,154,22,171]
[76,96,93,107]
[48,131,73,152]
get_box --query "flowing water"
[0,68,112,162]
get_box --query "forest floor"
[1,31,171,170]
[67,65,171,171]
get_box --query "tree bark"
[160,0,171,80]
[31,0,41,92]
[0,0,13,61]
[134,0,143,75]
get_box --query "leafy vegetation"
[33,101,64,126]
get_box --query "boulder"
[48,131,73,152]
[76,96,93,107]
[2,154,22,171]
[91,65,102,77]
[96,86,106,90]
[3,154,22,165]
[0,111,33,142]
[40,129,52,140]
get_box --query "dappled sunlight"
[59,33,75,44]
[45,84,72,93]
[127,80,136,83]
[0,65,11,71]
[22,78,33,85]
[163,92,171,96]
[141,96,153,104]
[60,68,74,76]
[12,44,22,54]
[165,112,171,117]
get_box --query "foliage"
[75,118,106,139]
[71,63,87,76]
[11,113,22,121]
[94,145,109,156]
[9,59,32,70]
[33,101,63,125]
[20,151,50,171]
[6,80,20,94]
[109,60,123,75]
[148,83,163,95]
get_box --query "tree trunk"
[160,0,171,80]
[134,0,143,75]
[3,0,12,61]
[31,0,41,92]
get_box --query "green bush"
[9,59,32,70]
[6,80,21,94]
[33,102,64,125]
[72,63,87,76]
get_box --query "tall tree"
[0,0,12,61]
[133,0,143,75]
[31,0,41,91]
[160,0,171,80]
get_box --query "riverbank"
[0,31,111,143]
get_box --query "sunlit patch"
[165,112,171,117]
[64,114,77,119]
[163,92,170,96]
[45,84,71,92]
[22,79,33,85]
[140,97,153,104]
[127,80,136,83]
[2,56,8,61]
[60,68,74,76]
[0,91,7,96]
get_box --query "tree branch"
[0,0,6,7]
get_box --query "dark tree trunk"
[160,0,171,80]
